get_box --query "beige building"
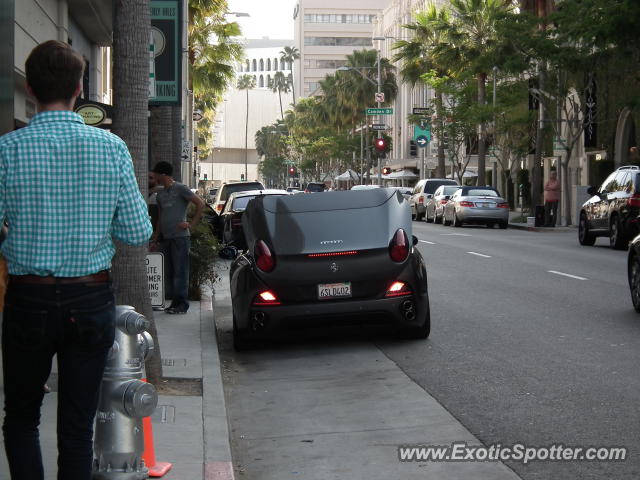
[293,0,391,101]
[1,0,112,134]
[203,39,294,184]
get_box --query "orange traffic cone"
[142,415,173,477]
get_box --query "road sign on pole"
[375,92,385,103]
[371,124,387,131]
[366,108,393,115]
[412,107,430,115]
[416,135,429,148]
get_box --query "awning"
[388,169,418,179]
[335,169,360,181]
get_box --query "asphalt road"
[217,222,640,480]
[375,221,639,480]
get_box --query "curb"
[201,294,235,480]
[508,223,576,233]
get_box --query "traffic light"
[382,166,391,175]
[288,166,296,176]
[409,140,417,157]
[374,137,387,153]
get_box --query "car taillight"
[497,202,509,208]
[418,195,424,204]
[385,281,412,297]
[389,229,409,263]
[629,194,640,207]
[253,290,280,305]
[440,199,448,205]
[215,203,224,212]
[254,240,275,272]
[459,201,475,207]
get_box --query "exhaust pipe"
[401,300,416,321]
[251,311,266,331]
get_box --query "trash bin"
[534,205,545,227]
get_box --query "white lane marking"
[419,240,436,245]
[547,270,588,281]
[467,251,492,258]
[440,233,472,237]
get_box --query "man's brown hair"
[25,40,85,105]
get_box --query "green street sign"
[366,108,393,115]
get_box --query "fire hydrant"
[93,305,158,480]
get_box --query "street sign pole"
[377,48,382,186]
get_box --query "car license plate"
[318,282,352,300]
[479,202,493,208]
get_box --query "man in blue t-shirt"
[151,161,204,313]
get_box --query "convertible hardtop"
[242,189,412,255]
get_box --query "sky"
[227,0,296,40]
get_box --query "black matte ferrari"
[229,188,431,350]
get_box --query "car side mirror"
[426,194,433,199]
[412,235,418,246]
[587,186,597,196]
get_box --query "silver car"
[425,185,461,224]
[442,186,509,228]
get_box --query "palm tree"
[112,0,163,383]
[431,0,515,185]
[395,4,452,178]
[280,46,300,105]
[237,74,256,180]
[269,71,290,120]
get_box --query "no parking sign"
[146,253,164,308]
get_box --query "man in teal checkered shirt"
[0,40,152,480]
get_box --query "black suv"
[579,165,640,249]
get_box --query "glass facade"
[304,14,376,24]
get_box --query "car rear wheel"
[610,215,626,250]
[498,221,508,230]
[434,213,442,224]
[578,212,596,246]
[452,211,462,227]
[425,208,433,223]
[443,213,452,226]
[629,253,640,313]
[233,313,253,351]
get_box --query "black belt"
[9,270,110,285]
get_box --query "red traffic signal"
[288,166,296,176]
[382,166,391,175]
[374,137,387,152]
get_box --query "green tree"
[238,74,257,180]
[280,46,300,105]
[432,0,517,185]
[269,71,290,120]
[395,4,453,178]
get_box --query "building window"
[304,37,373,47]
[252,59,257,71]
[246,59,250,71]
[304,14,375,24]
[267,58,271,71]
[304,81,319,93]
[274,58,279,70]
[267,74,271,87]
[259,59,264,71]
[259,75,264,87]
[315,59,347,69]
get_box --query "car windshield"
[221,183,264,201]
[231,195,257,210]
[306,183,325,192]
[425,180,458,195]
[465,189,499,197]
[441,186,459,195]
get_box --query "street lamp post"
[373,36,385,185]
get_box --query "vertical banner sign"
[150,0,181,105]
[146,253,165,308]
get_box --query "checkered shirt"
[0,111,152,276]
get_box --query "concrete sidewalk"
[0,297,234,480]
[507,210,575,232]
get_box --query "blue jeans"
[2,280,115,480]
[162,237,190,307]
